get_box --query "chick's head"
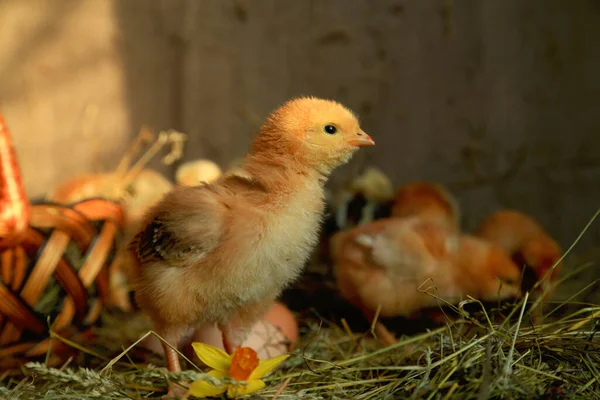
[480,245,523,301]
[253,97,374,173]
[349,167,394,203]
[390,182,460,230]
[520,235,562,282]
[458,236,522,302]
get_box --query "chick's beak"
[346,130,375,147]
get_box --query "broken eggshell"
[190,301,299,361]
[140,301,300,365]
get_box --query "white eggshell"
[191,301,298,362]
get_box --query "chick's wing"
[349,218,455,276]
[130,185,226,267]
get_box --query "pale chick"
[475,209,562,293]
[331,216,522,345]
[129,97,375,374]
[331,166,395,229]
[175,159,223,187]
[390,181,460,231]
[318,167,393,264]
[223,158,254,179]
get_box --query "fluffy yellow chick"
[129,97,375,376]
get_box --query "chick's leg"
[154,325,191,399]
[220,315,254,354]
[156,324,187,372]
[221,325,243,354]
[360,306,397,346]
[165,344,181,373]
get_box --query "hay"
[4,302,600,400]
[2,211,600,399]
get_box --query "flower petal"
[249,354,290,380]
[226,379,266,398]
[188,370,228,398]
[189,382,227,398]
[192,342,231,372]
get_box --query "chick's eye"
[324,125,337,134]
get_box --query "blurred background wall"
[3,0,599,252]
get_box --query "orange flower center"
[228,347,259,381]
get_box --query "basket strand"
[0,113,30,249]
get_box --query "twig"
[503,291,529,382]
[100,330,200,374]
[272,377,291,400]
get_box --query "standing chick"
[332,217,521,344]
[390,181,460,231]
[129,97,374,373]
[475,209,562,293]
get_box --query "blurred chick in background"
[389,181,460,231]
[318,167,394,264]
[331,167,395,229]
[331,216,522,345]
[175,158,222,187]
[453,235,523,301]
[223,157,253,179]
[475,209,563,294]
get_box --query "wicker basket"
[0,114,125,370]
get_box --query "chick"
[332,218,459,318]
[175,159,222,187]
[332,217,521,344]
[390,181,460,231]
[129,97,374,373]
[453,235,524,302]
[475,209,562,293]
[223,158,253,179]
[331,167,395,229]
[412,234,524,326]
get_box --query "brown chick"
[332,217,521,344]
[129,97,375,373]
[412,233,524,326]
[475,209,562,293]
[390,181,460,231]
[453,235,523,302]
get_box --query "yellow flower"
[189,343,290,398]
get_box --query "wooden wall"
[3,0,600,252]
